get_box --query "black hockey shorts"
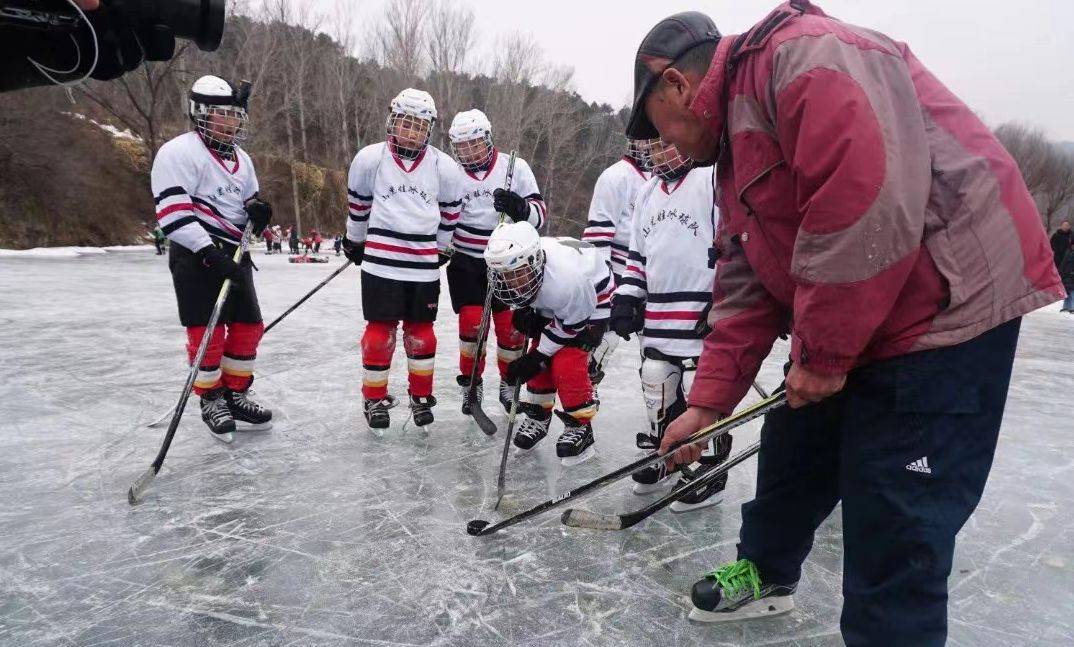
[169,241,262,328]
[361,270,440,323]
[446,252,509,314]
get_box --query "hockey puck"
[466,519,489,536]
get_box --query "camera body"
[0,0,224,51]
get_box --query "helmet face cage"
[626,138,651,170]
[488,248,545,307]
[386,111,433,160]
[451,132,494,172]
[643,139,693,182]
[191,103,249,153]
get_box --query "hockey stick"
[493,365,527,510]
[467,150,518,436]
[561,440,760,530]
[145,258,354,428]
[128,223,255,505]
[560,382,772,529]
[466,390,786,536]
[264,259,353,333]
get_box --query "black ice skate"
[631,461,680,495]
[497,380,515,412]
[225,389,273,431]
[670,455,729,513]
[200,388,235,443]
[364,395,397,433]
[513,405,551,450]
[554,410,595,466]
[689,559,796,623]
[457,375,482,416]
[408,393,436,428]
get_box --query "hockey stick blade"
[127,466,158,505]
[561,440,761,531]
[470,401,498,436]
[466,391,785,537]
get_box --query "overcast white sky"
[303,0,1074,140]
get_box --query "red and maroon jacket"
[688,1,1063,414]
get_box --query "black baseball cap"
[626,12,721,139]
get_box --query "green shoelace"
[705,559,762,600]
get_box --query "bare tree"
[996,122,1074,230]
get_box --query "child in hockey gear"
[688,558,796,622]
[152,75,274,442]
[612,139,725,502]
[346,88,459,430]
[485,222,613,465]
[445,110,545,414]
[580,138,651,390]
[582,137,651,282]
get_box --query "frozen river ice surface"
[1,249,1072,646]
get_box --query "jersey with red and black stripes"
[346,142,460,283]
[448,149,545,258]
[582,156,649,278]
[616,166,718,357]
[151,131,259,252]
[530,237,614,357]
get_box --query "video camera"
[1,0,224,49]
[0,0,227,91]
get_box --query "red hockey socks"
[187,325,226,395]
[362,320,398,400]
[492,309,525,378]
[221,321,264,392]
[403,320,436,398]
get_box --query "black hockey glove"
[197,245,242,282]
[438,250,453,267]
[505,350,549,386]
[610,295,645,340]
[493,188,529,222]
[244,198,272,236]
[342,238,365,265]
[512,306,551,337]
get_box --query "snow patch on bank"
[0,245,153,258]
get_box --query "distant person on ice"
[343,88,459,430]
[626,4,1064,644]
[333,233,343,256]
[1050,219,1072,270]
[444,109,545,417]
[288,225,299,255]
[1059,240,1074,313]
[150,75,275,443]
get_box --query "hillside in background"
[0,1,1070,249]
[0,3,625,249]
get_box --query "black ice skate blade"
[669,494,723,514]
[686,595,795,623]
[558,446,595,467]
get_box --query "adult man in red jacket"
[628,3,1063,644]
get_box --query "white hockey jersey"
[450,149,546,258]
[581,156,649,278]
[531,237,614,357]
[616,166,718,359]
[151,132,260,252]
[346,142,460,283]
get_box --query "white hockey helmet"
[448,109,494,172]
[189,75,251,153]
[642,138,693,182]
[484,221,545,307]
[386,88,437,160]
